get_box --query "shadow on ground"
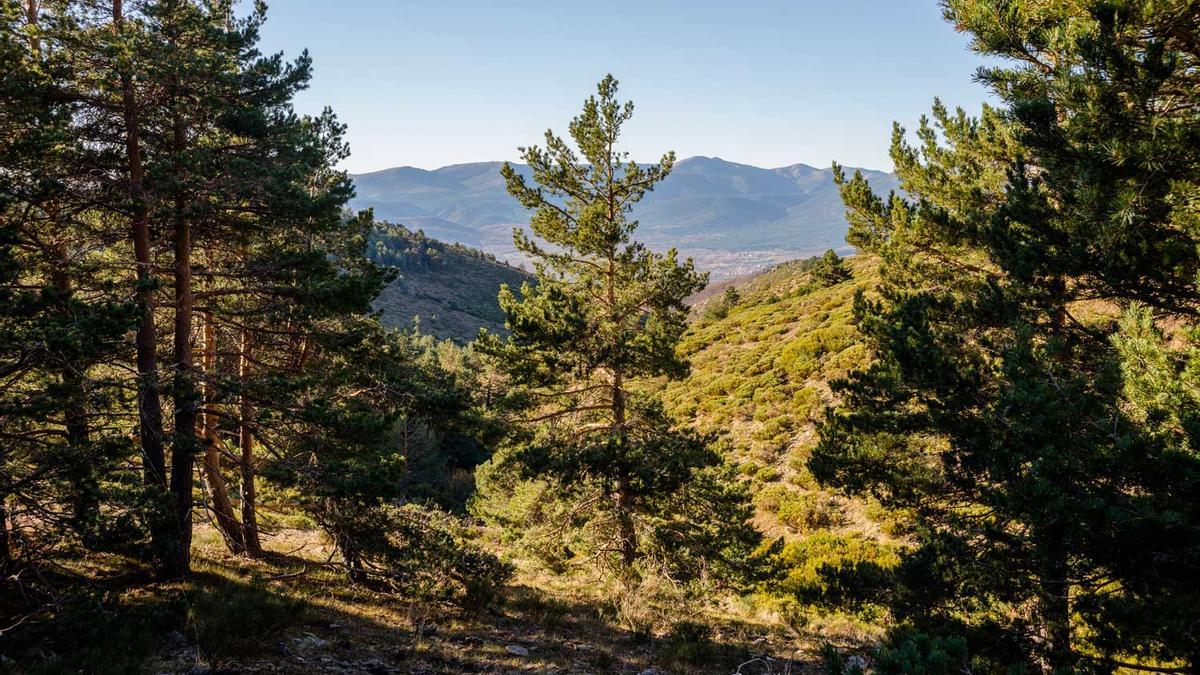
[1,540,819,675]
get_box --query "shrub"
[871,633,971,674]
[777,492,843,532]
[754,484,790,512]
[8,576,302,673]
[659,620,716,668]
[775,532,901,608]
[864,499,913,538]
[321,502,513,605]
[792,386,824,422]
[187,582,305,664]
[755,465,782,483]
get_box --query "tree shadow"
[2,547,815,674]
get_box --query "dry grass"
[4,521,830,674]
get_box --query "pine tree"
[481,75,758,579]
[812,249,850,287]
[0,0,141,566]
[812,1,1200,670]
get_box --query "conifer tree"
[812,249,850,286]
[0,0,140,565]
[812,1,1200,670]
[482,76,758,579]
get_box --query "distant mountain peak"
[351,158,897,279]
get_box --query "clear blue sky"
[256,0,996,174]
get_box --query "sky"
[256,1,997,174]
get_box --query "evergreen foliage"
[477,75,759,582]
[812,250,851,287]
[812,1,1200,670]
[0,0,506,601]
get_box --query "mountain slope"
[367,223,530,342]
[351,157,897,278]
[663,255,905,544]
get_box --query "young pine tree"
[480,75,758,581]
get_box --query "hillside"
[352,157,898,278]
[368,223,530,342]
[665,255,906,546]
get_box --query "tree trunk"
[1041,549,1073,672]
[606,239,637,572]
[52,240,99,546]
[167,213,195,577]
[24,0,38,54]
[0,495,12,574]
[238,325,263,557]
[113,0,170,571]
[610,371,637,571]
[198,312,244,553]
[165,88,195,577]
[613,478,637,569]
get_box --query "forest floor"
[7,525,827,675]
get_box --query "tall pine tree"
[481,76,759,581]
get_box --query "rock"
[356,658,392,675]
[846,655,869,671]
[506,645,530,657]
[292,633,330,650]
[166,630,188,648]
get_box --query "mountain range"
[351,156,897,278]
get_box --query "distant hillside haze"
[351,156,897,278]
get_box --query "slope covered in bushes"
[666,253,904,560]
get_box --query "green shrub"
[787,468,820,490]
[187,582,305,663]
[872,633,971,674]
[755,465,782,483]
[754,484,789,512]
[775,532,901,607]
[13,577,303,674]
[777,492,842,532]
[864,499,913,538]
[323,502,513,605]
[792,386,824,422]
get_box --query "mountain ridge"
[351,156,898,279]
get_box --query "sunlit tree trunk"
[198,311,244,553]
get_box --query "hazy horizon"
[348,154,895,176]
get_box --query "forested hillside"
[367,223,531,341]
